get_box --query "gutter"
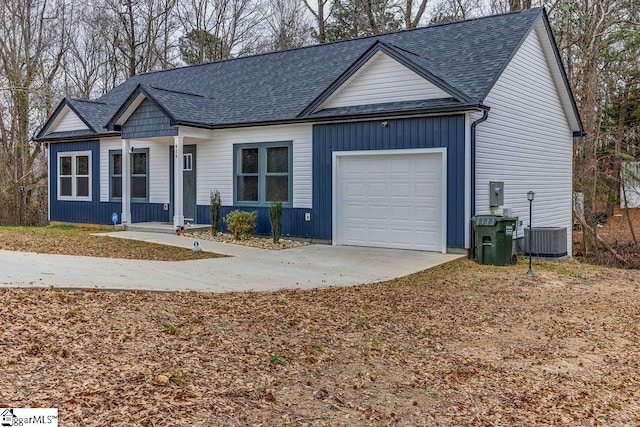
[178,104,485,130]
[469,107,489,260]
[33,132,120,143]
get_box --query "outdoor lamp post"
[527,191,535,276]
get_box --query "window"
[110,152,122,199]
[183,153,193,171]
[109,149,149,202]
[234,142,292,206]
[58,151,91,201]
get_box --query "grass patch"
[0,225,224,261]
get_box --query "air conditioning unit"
[524,227,568,258]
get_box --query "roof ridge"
[133,7,544,78]
[146,84,211,99]
[69,98,108,105]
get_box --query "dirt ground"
[593,207,640,245]
[574,207,640,266]
[1,259,638,426]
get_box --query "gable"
[46,106,89,134]
[121,98,177,139]
[533,17,582,134]
[483,14,581,134]
[321,52,452,110]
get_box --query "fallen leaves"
[0,225,223,261]
[0,259,639,425]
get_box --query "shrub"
[209,190,222,235]
[224,210,256,240]
[269,200,283,243]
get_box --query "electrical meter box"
[490,181,504,207]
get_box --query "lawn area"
[0,259,638,426]
[0,225,222,261]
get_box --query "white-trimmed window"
[58,151,91,201]
[109,149,149,202]
[183,153,193,171]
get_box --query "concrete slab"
[126,222,210,234]
[0,231,463,293]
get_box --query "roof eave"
[539,10,584,135]
[173,104,486,130]
[35,131,121,143]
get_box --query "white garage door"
[335,151,445,252]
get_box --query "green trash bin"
[472,215,518,266]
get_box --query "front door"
[170,145,197,223]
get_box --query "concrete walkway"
[0,231,463,293]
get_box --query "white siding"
[195,123,313,209]
[475,25,573,252]
[100,139,119,203]
[49,108,89,133]
[100,138,171,204]
[100,124,313,209]
[323,52,450,109]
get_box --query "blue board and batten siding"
[50,115,466,248]
[121,98,178,140]
[49,141,168,224]
[312,115,466,248]
[196,206,314,237]
[199,115,466,247]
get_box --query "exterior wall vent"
[524,227,567,258]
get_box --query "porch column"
[173,135,184,228]
[121,138,131,226]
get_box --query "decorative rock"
[185,231,311,250]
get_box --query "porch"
[126,221,211,234]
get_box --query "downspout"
[469,107,489,260]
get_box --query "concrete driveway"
[0,231,462,292]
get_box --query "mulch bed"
[186,231,311,250]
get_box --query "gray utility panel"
[490,181,504,207]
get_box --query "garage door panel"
[337,152,444,252]
[389,183,411,197]
[415,181,439,195]
[344,181,367,196]
[368,207,389,221]
[368,182,389,194]
[390,206,413,220]
[414,205,437,216]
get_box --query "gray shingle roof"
[38,7,543,140]
[67,99,111,132]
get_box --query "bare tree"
[394,0,430,28]
[303,0,333,42]
[63,7,112,98]
[263,0,312,52]
[429,0,484,22]
[103,0,179,77]
[508,0,532,10]
[0,0,70,224]
[177,0,264,64]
